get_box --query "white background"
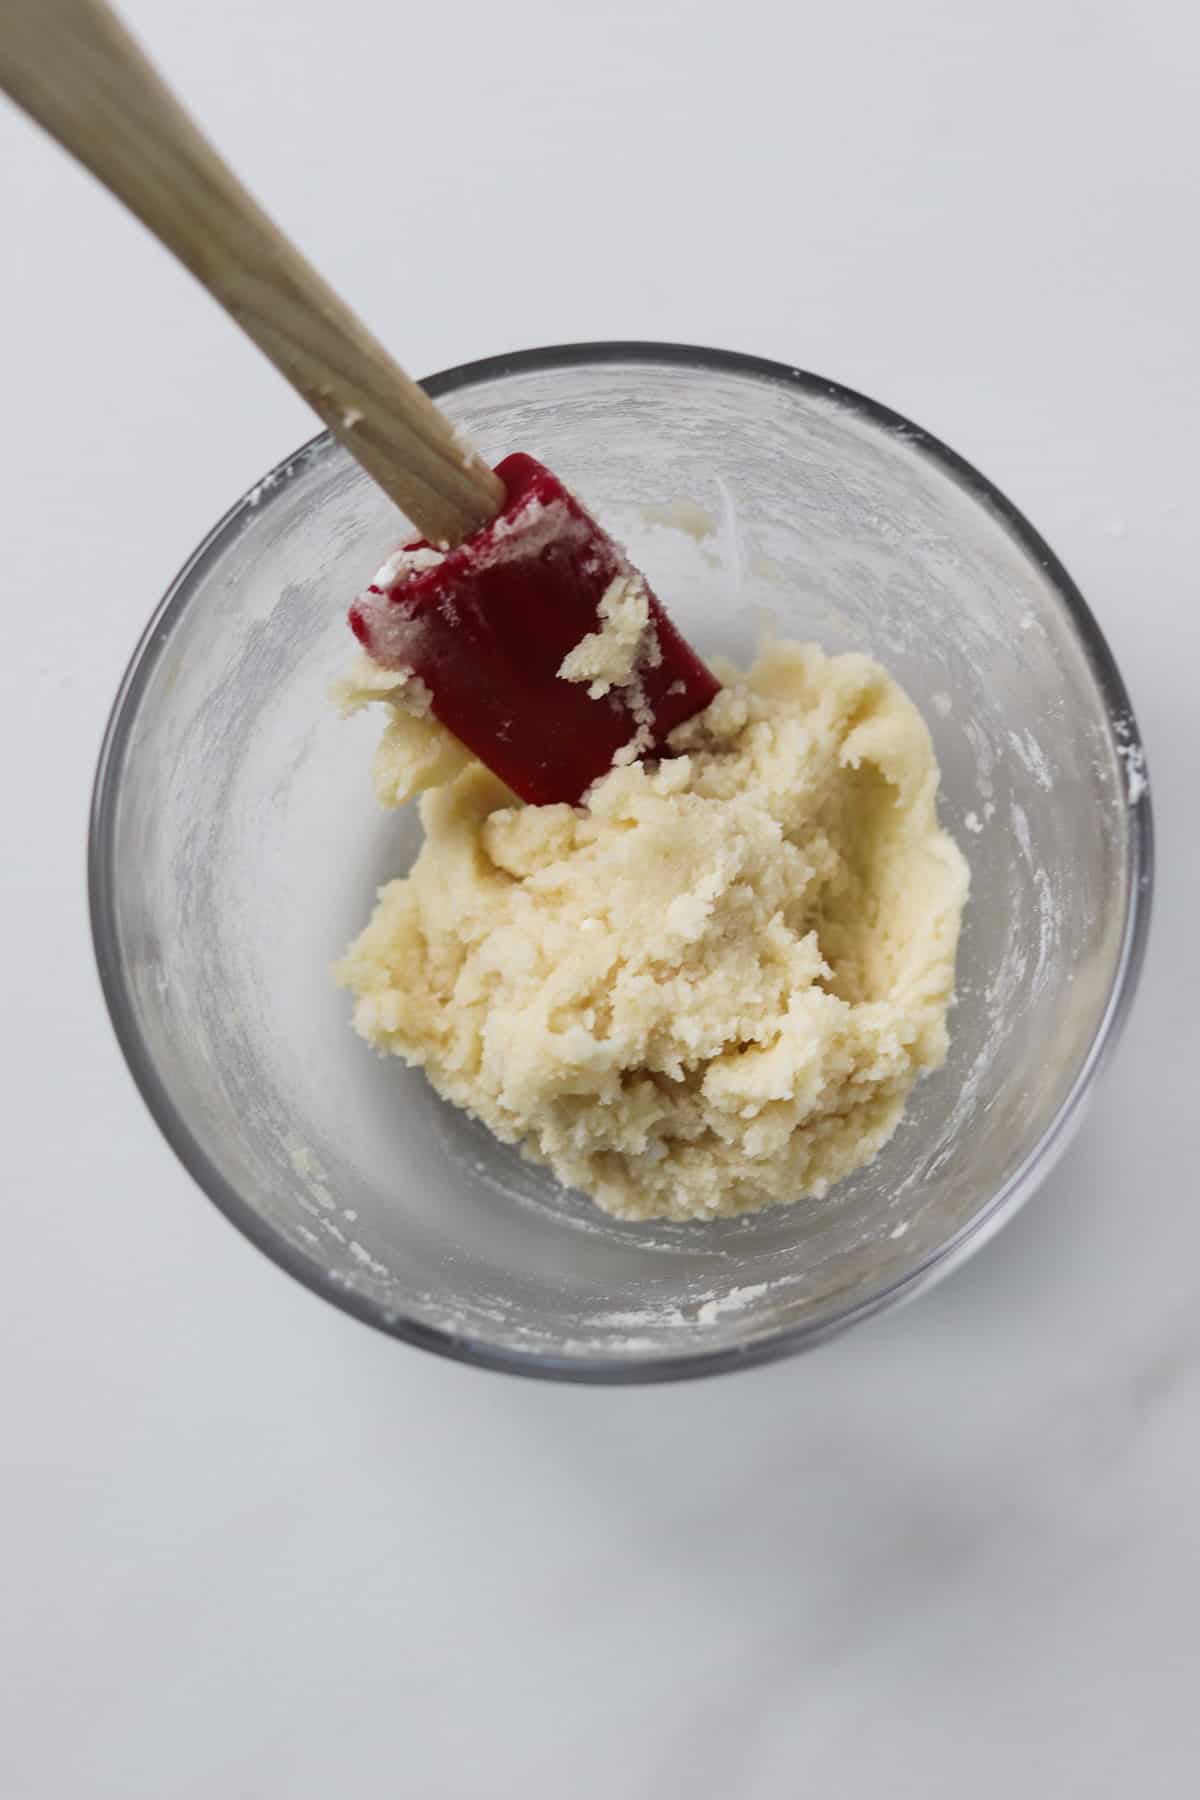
[3,2,1198,1794]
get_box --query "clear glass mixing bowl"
[90,344,1152,1381]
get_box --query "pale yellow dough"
[336,641,968,1222]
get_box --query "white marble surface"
[2,2,1198,1793]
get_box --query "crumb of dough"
[557,572,662,770]
[335,641,969,1222]
[556,571,662,767]
[556,572,659,697]
[332,654,470,808]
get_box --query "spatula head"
[349,453,719,805]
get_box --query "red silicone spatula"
[1,0,717,804]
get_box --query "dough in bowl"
[336,640,969,1222]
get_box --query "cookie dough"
[336,640,968,1222]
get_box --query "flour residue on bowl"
[594,1280,772,1336]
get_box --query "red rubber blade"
[349,453,719,805]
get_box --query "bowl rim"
[88,339,1154,1385]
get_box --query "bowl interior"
[93,349,1148,1378]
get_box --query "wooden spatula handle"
[0,0,506,545]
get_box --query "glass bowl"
[90,343,1152,1382]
